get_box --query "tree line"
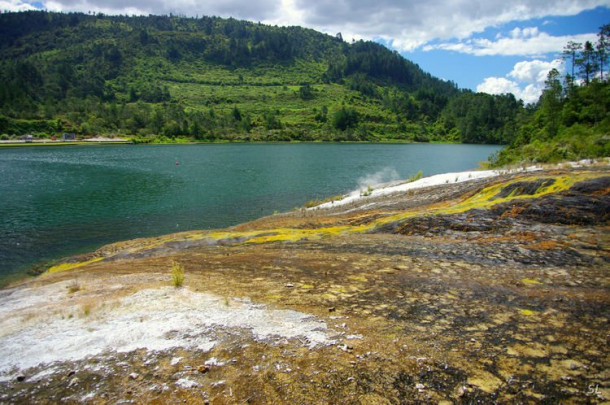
[2,11,601,152]
[492,24,609,165]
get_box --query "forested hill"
[0,11,522,143]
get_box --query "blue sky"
[402,6,609,102]
[405,7,610,89]
[2,0,609,104]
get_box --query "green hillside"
[1,11,607,159]
[0,11,521,143]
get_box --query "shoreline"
[309,159,604,210]
[0,138,476,147]
[1,159,605,288]
[0,163,608,402]
[0,139,130,147]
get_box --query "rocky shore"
[0,165,608,404]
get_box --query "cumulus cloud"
[283,0,607,50]
[426,30,598,56]
[39,0,282,21]
[477,59,563,104]
[9,0,609,51]
[0,0,37,11]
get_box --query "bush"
[171,261,185,287]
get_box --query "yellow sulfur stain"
[44,173,606,274]
[519,309,536,316]
[521,278,543,285]
[47,257,104,274]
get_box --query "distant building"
[62,133,76,141]
[22,134,33,143]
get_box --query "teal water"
[0,143,501,282]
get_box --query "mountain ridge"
[0,11,521,144]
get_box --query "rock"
[129,372,139,380]
[68,377,79,387]
[328,307,336,312]
[284,283,294,287]
[197,365,210,374]
[16,375,26,382]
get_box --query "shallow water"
[0,143,500,281]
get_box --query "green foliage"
[491,27,610,167]
[332,107,359,131]
[442,92,522,144]
[171,261,185,287]
[492,81,610,166]
[408,171,423,182]
[0,11,516,144]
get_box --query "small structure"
[22,134,33,143]
[62,133,76,141]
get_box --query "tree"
[562,41,582,90]
[597,24,610,81]
[540,68,563,138]
[298,84,314,100]
[578,41,598,85]
[332,107,359,131]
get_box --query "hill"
[0,11,521,143]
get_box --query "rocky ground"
[0,166,608,404]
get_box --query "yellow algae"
[300,284,315,289]
[47,257,104,274]
[521,278,543,285]
[519,309,536,316]
[348,275,368,282]
[362,173,603,231]
[48,173,605,269]
[467,371,503,393]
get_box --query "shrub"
[171,261,185,287]
[67,280,81,294]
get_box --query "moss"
[47,257,103,274]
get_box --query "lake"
[0,143,501,283]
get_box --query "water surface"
[0,143,500,282]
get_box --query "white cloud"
[477,59,564,104]
[427,31,598,57]
[477,77,520,96]
[509,59,563,83]
[13,0,610,52]
[0,0,36,11]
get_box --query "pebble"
[68,377,79,387]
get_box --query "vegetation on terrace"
[0,12,608,165]
[1,11,520,144]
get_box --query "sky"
[2,0,609,104]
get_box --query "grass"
[407,170,423,183]
[171,261,185,287]
[361,185,373,197]
[67,280,81,294]
[304,194,344,208]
